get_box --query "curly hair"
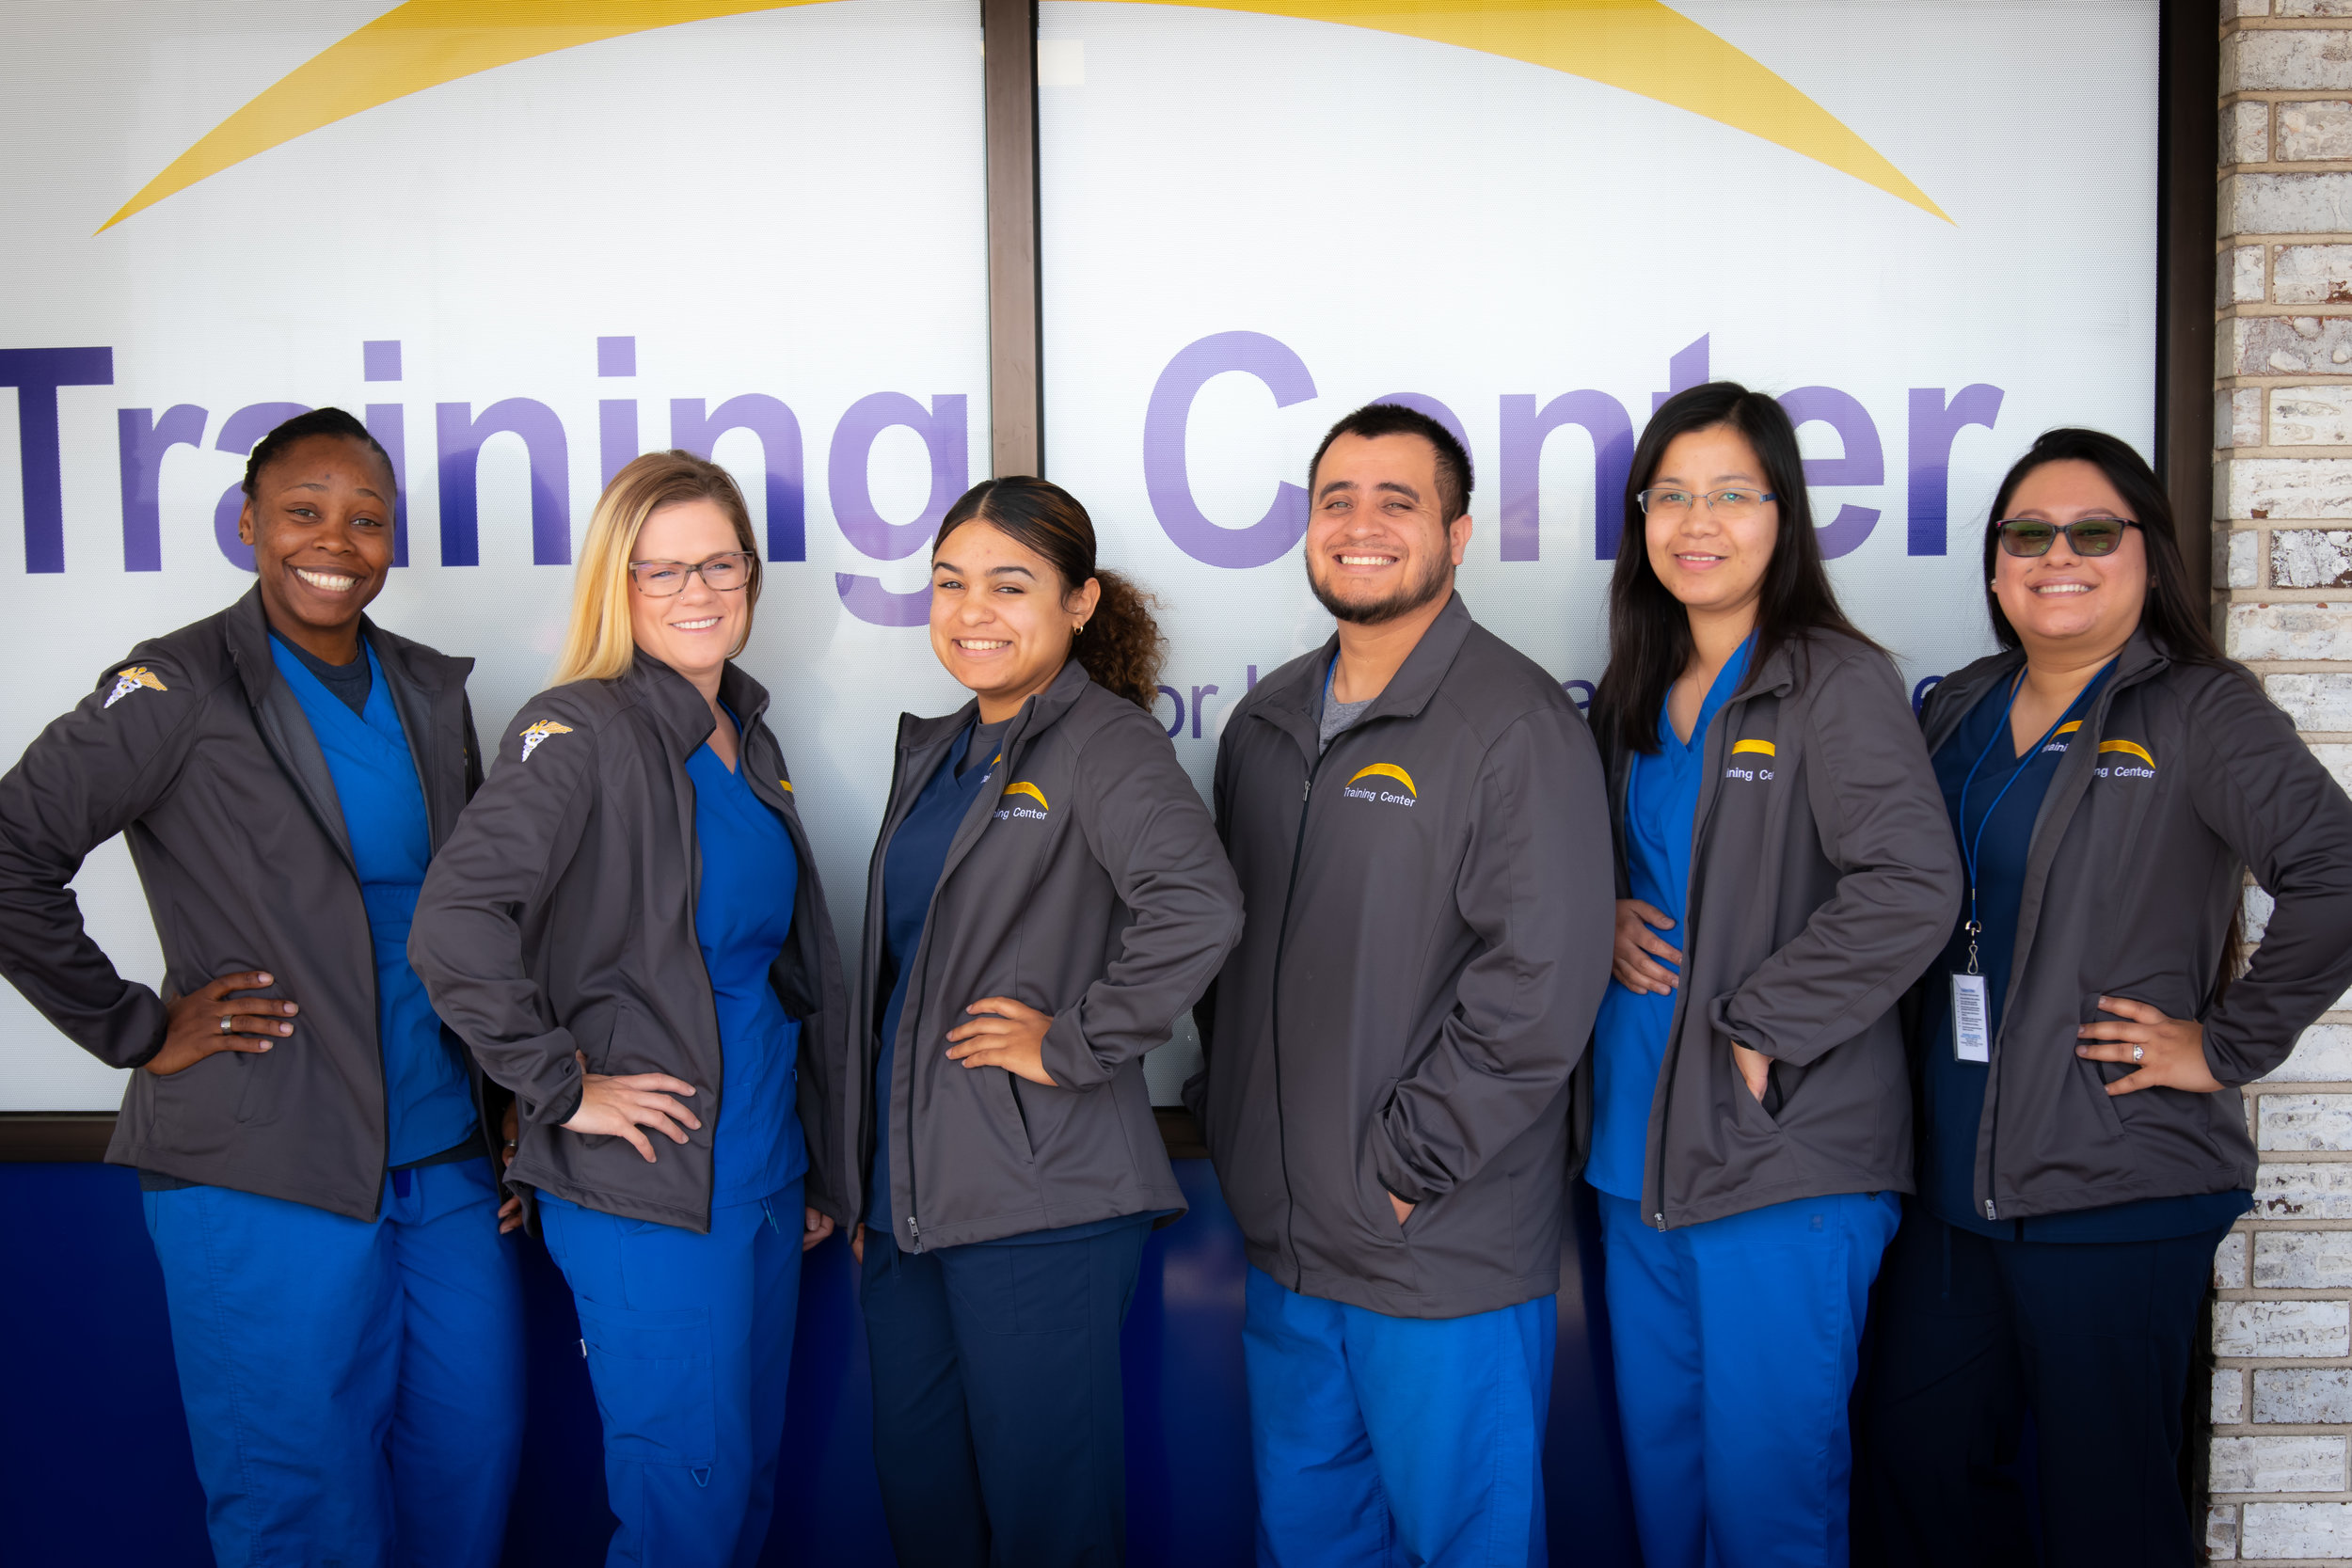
[932,477,1168,710]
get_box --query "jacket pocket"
[573,1300,716,1470]
[985,1069,1036,1164]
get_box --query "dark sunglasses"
[1993,516,2139,559]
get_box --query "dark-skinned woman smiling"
[0,407,522,1567]
[1855,430,2352,1568]
[845,477,1243,1567]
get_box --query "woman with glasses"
[847,476,1242,1567]
[1586,383,1961,1567]
[412,450,849,1568]
[1854,430,2352,1567]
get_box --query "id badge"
[1951,973,1992,1064]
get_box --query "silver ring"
[218,1015,232,1035]
[2132,1044,2145,1063]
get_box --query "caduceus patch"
[518,719,574,761]
[104,667,167,708]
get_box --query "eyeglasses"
[1636,487,1777,522]
[628,552,756,595]
[1993,517,2138,559]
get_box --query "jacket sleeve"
[1040,716,1247,1091]
[2185,672,2352,1085]
[409,698,597,1133]
[1182,718,1244,1118]
[1373,705,1614,1206]
[1712,651,1963,1068]
[0,655,205,1069]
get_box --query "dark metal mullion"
[981,0,1044,478]
[2154,0,2219,612]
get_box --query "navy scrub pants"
[141,1157,525,1568]
[859,1217,1152,1568]
[539,1180,806,1568]
[1853,1203,2233,1568]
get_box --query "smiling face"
[239,434,397,657]
[625,498,752,688]
[930,519,1100,722]
[1991,458,2148,658]
[1644,424,1778,626]
[1304,432,1470,624]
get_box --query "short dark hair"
[1593,381,1878,755]
[1980,427,2224,665]
[1307,403,1472,523]
[241,407,395,500]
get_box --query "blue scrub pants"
[141,1156,525,1568]
[859,1218,1151,1568]
[538,1180,805,1568]
[1596,1188,1900,1568]
[1243,1267,1554,1568]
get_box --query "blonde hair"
[550,451,764,686]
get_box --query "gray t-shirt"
[1319,685,1374,754]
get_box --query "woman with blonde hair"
[412,450,849,1568]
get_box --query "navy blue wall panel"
[0,1160,1636,1566]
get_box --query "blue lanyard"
[1952,668,2103,975]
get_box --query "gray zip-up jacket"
[1191,594,1614,1320]
[409,655,850,1233]
[1918,632,2352,1221]
[0,587,489,1221]
[1599,630,1962,1231]
[845,660,1243,1252]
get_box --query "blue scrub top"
[1586,638,1753,1202]
[269,636,475,1166]
[1922,665,2250,1242]
[686,733,806,1208]
[867,721,1150,1248]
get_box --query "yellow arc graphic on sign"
[100,0,1946,233]
[1004,781,1050,811]
[1348,763,1418,795]
[1729,738,1774,756]
[2098,739,2154,768]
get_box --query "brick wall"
[2212,4,2352,1560]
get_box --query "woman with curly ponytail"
[835,476,1243,1565]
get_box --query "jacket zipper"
[869,730,919,1251]
[1646,699,1743,1231]
[1268,732,1333,1271]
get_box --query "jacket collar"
[895,657,1092,764]
[1922,626,2170,752]
[615,652,771,759]
[219,584,468,702]
[1257,591,1478,746]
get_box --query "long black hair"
[1980,427,2225,665]
[1592,382,1876,755]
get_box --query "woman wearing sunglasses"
[1586,384,1961,1568]
[412,451,849,1568]
[1855,429,2352,1566]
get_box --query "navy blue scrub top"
[867,721,1150,1248]
[1922,665,2251,1243]
[1586,637,1753,1202]
[269,635,476,1167]
[686,726,806,1208]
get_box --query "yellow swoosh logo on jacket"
[2098,739,2154,768]
[1003,782,1049,811]
[1347,763,1418,796]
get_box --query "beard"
[1307,548,1453,626]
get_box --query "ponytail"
[1073,567,1167,710]
[933,477,1168,713]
